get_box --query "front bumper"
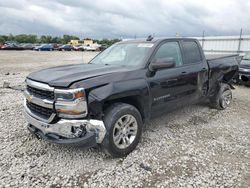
[27,124,97,148]
[24,109,106,148]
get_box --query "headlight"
[55,88,88,119]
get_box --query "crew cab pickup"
[24,38,239,157]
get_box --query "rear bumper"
[239,70,250,85]
[24,109,106,148]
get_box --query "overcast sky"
[0,0,250,39]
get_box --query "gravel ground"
[0,51,249,188]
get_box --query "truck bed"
[205,54,240,61]
[206,54,239,96]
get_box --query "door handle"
[167,79,178,82]
[181,71,187,74]
[160,79,178,87]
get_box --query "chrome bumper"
[24,109,106,144]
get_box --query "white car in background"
[83,44,101,51]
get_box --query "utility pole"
[237,28,243,53]
[201,30,205,49]
[81,32,84,63]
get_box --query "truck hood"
[27,63,134,87]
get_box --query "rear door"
[179,40,209,102]
[148,40,208,117]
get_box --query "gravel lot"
[0,51,249,188]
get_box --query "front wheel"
[101,103,143,158]
[209,83,232,110]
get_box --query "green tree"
[0,34,121,45]
[0,35,8,43]
[62,35,79,44]
[15,34,38,43]
[51,37,62,44]
[39,35,53,43]
[96,38,121,46]
[8,34,15,41]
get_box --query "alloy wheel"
[112,114,138,149]
[221,90,232,108]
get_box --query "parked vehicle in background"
[1,43,23,50]
[74,45,100,51]
[34,44,54,51]
[239,52,250,85]
[23,38,239,157]
[98,44,109,51]
[20,43,35,50]
[73,45,85,51]
[0,43,5,49]
[58,44,74,51]
[4,41,18,45]
[84,45,99,51]
[52,43,61,51]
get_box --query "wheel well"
[223,70,237,82]
[103,96,145,122]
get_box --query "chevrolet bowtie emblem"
[27,95,33,102]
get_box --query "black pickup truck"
[24,38,239,157]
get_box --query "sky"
[0,0,250,39]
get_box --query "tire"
[101,103,143,158]
[209,83,232,110]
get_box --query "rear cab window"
[181,41,202,65]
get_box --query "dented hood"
[27,63,131,87]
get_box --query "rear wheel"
[210,83,232,110]
[101,103,143,158]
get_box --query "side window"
[154,42,183,67]
[182,41,202,65]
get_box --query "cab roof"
[117,38,197,45]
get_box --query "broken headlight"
[55,88,88,119]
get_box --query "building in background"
[69,40,79,46]
[69,39,94,46]
[83,39,93,46]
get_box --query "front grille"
[26,100,53,119]
[27,85,54,100]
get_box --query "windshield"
[90,43,154,66]
[243,53,250,60]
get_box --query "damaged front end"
[23,79,106,148]
[25,110,106,147]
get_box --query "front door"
[148,41,189,117]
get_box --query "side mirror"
[149,58,176,72]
